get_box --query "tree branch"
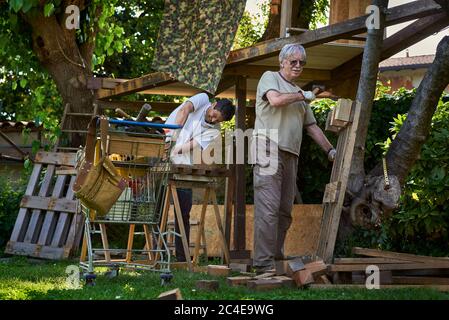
[347,0,389,195]
[370,36,449,183]
[79,3,103,71]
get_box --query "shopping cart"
[79,118,181,285]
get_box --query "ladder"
[53,102,98,152]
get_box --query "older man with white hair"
[252,43,336,273]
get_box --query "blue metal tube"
[108,119,182,130]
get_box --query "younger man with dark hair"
[165,93,235,262]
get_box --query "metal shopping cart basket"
[79,118,181,285]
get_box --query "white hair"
[279,43,306,65]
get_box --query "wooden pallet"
[5,152,83,260]
[328,247,449,285]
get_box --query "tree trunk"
[337,0,389,238]
[22,7,96,147]
[345,37,449,229]
[347,0,388,196]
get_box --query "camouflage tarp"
[153,0,246,94]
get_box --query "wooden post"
[234,76,247,252]
[280,0,293,37]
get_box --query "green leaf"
[9,0,24,13]
[24,158,31,169]
[9,14,18,28]
[44,3,55,17]
[11,81,17,90]
[21,0,37,13]
[20,78,27,88]
[31,140,41,154]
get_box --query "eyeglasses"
[289,59,306,67]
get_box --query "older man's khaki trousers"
[253,148,298,268]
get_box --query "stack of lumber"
[226,258,330,291]
[321,247,449,291]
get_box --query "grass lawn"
[0,256,448,300]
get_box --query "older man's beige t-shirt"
[254,71,317,156]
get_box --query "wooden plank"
[247,279,283,291]
[195,280,219,291]
[193,188,210,265]
[23,165,56,243]
[224,65,331,81]
[334,99,353,122]
[20,196,77,213]
[234,76,246,251]
[37,175,67,246]
[5,241,69,260]
[34,152,76,166]
[227,276,252,287]
[158,288,183,300]
[171,185,193,271]
[207,265,231,277]
[108,133,164,158]
[97,72,175,99]
[330,107,349,128]
[292,269,315,287]
[8,164,43,243]
[55,169,77,175]
[280,0,292,37]
[352,247,449,264]
[392,276,449,285]
[227,0,444,66]
[229,263,249,273]
[329,263,449,272]
[309,284,449,292]
[272,276,295,287]
[50,176,77,247]
[316,101,362,262]
[334,257,412,264]
[126,224,135,263]
[323,181,341,204]
[254,272,276,279]
[211,190,230,264]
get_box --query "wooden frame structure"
[90,0,449,257]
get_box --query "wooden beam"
[381,12,449,59]
[97,100,180,114]
[87,77,128,90]
[224,65,331,80]
[329,262,449,272]
[326,12,449,93]
[280,0,292,38]
[227,0,444,66]
[234,76,246,251]
[352,247,449,264]
[97,72,175,99]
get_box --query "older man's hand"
[302,91,316,101]
[328,148,337,162]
